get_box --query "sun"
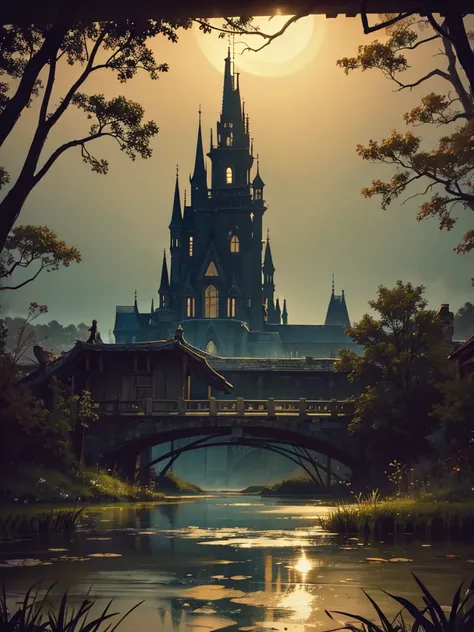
[195,15,326,78]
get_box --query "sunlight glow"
[195,16,326,77]
[294,549,312,575]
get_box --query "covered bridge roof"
[23,333,233,393]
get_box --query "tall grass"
[0,508,83,538]
[325,573,474,631]
[320,495,474,538]
[0,584,142,631]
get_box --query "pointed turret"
[275,298,281,324]
[324,278,351,327]
[134,289,138,312]
[282,299,288,325]
[252,156,265,204]
[150,297,154,313]
[263,230,275,276]
[158,250,171,308]
[169,167,182,229]
[190,109,208,208]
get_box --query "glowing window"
[204,285,218,318]
[226,133,233,147]
[226,167,233,184]
[254,189,262,200]
[205,340,217,355]
[205,261,218,277]
[188,236,194,257]
[227,297,236,318]
[230,235,240,253]
[186,297,195,318]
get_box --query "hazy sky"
[1,16,472,336]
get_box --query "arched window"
[226,133,233,147]
[205,340,217,355]
[226,167,233,184]
[186,297,195,318]
[204,285,218,318]
[227,297,236,318]
[230,235,240,253]
[254,189,262,200]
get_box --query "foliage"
[337,15,474,254]
[325,573,474,632]
[337,281,451,478]
[0,508,83,538]
[0,584,141,631]
[0,225,81,292]
[320,497,474,538]
[4,315,89,359]
[454,302,474,340]
[4,301,48,365]
[259,476,325,496]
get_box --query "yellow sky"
[1,16,472,332]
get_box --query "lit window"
[227,297,236,318]
[229,122,233,128]
[226,167,233,184]
[248,298,252,307]
[254,189,262,200]
[186,297,195,318]
[230,235,240,253]
[204,285,218,318]
[205,261,218,277]
[226,133,233,147]
[206,340,217,355]
[189,236,194,257]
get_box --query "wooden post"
[267,397,275,417]
[236,397,244,416]
[145,398,153,416]
[177,397,185,415]
[209,396,217,416]
[298,398,307,417]
[330,399,338,417]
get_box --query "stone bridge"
[86,397,360,483]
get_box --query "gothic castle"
[114,50,359,358]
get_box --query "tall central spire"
[190,108,207,207]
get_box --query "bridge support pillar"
[267,398,275,417]
[137,447,153,486]
[209,397,217,416]
[236,397,244,416]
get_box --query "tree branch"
[0,263,45,291]
[38,49,56,124]
[360,9,415,35]
[395,68,451,91]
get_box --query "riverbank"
[321,496,474,538]
[241,476,348,497]
[1,467,202,505]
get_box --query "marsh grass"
[0,508,84,538]
[325,573,474,631]
[320,497,474,538]
[0,584,142,631]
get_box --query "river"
[1,495,473,631]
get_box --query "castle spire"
[150,297,154,313]
[190,108,207,207]
[158,250,171,308]
[263,230,275,274]
[282,299,288,325]
[324,280,351,327]
[134,289,138,311]
[169,167,182,229]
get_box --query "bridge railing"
[95,398,352,418]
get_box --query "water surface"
[1,495,473,631]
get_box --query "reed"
[0,508,84,538]
[0,584,142,631]
[325,573,474,631]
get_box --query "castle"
[114,50,359,358]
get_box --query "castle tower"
[263,230,277,324]
[324,277,351,327]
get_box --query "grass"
[155,471,203,495]
[0,508,83,538]
[0,584,142,631]
[326,572,474,631]
[320,495,474,538]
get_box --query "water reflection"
[0,496,469,632]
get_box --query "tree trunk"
[0,25,65,148]
[0,183,31,251]
[445,13,474,97]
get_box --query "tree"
[337,14,474,254]
[0,224,81,291]
[454,302,474,340]
[337,281,450,481]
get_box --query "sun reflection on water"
[294,549,313,576]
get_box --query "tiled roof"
[267,324,352,344]
[208,356,338,372]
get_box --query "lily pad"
[87,553,122,558]
[3,558,44,567]
[192,608,217,615]
[86,537,112,541]
[230,576,252,580]
[366,557,388,563]
[389,558,413,563]
[445,554,461,559]
[48,548,69,552]
[211,575,227,580]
